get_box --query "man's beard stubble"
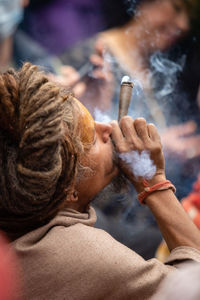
[110,137,130,193]
[92,144,131,209]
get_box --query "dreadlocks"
[0,63,81,239]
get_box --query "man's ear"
[66,190,78,203]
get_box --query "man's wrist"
[145,174,167,186]
[138,179,176,204]
[134,174,166,194]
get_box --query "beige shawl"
[13,207,200,300]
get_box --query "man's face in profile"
[72,98,119,206]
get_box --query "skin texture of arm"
[146,189,200,251]
[111,116,200,252]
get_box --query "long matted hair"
[0,63,81,239]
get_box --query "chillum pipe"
[118,76,134,122]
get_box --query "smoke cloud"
[150,51,186,98]
[119,150,156,180]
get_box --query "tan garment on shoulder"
[13,206,200,300]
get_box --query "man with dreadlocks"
[0,63,200,299]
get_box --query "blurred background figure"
[0,0,28,72]
[19,0,106,55]
[1,0,109,74]
[60,0,195,115]
[13,0,110,74]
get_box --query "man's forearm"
[111,117,200,252]
[145,189,200,251]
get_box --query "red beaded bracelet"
[138,179,176,204]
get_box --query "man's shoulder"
[50,222,117,249]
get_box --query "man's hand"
[111,119,200,252]
[111,117,166,193]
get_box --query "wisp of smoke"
[119,150,156,180]
[150,51,186,98]
[94,108,112,123]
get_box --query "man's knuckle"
[117,144,126,152]
[137,127,145,137]
[121,116,132,126]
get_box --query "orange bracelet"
[138,179,176,204]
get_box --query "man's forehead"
[73,97,93,119]
[72,97,95,145]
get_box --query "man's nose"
[95,122,112,143]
